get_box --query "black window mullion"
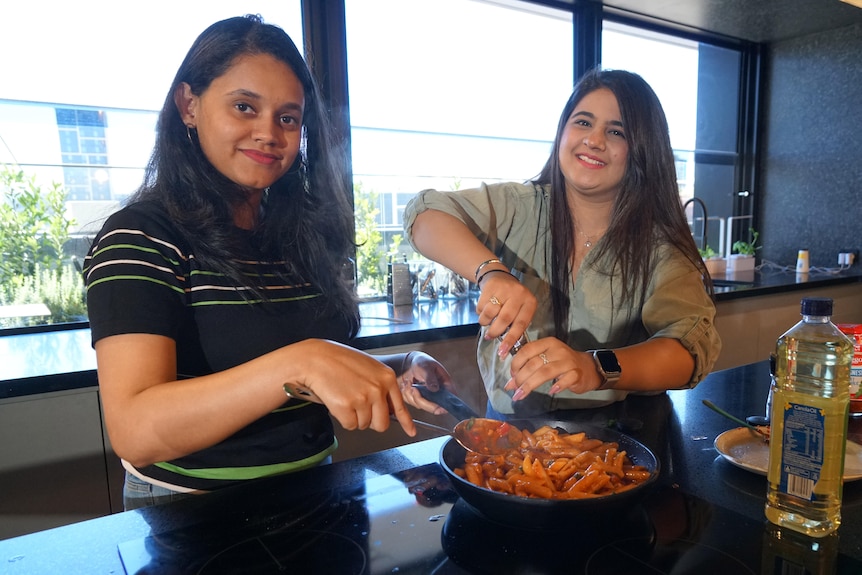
[301,0,353,208]
[736,43,762,227]
[573,1,602,76]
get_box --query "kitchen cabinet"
[713,282,862,371]
[0,387,112,540]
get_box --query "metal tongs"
[286,381,519,455]
[703,399,771,443]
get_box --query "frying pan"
[438,418,660,530]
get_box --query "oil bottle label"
[838,324,862,397]
[778,402,825,500]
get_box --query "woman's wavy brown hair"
[535,68,712,340]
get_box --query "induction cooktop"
[117,463,862,574]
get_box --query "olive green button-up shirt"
[404,181,721,414]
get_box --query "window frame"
[600,9,761,233]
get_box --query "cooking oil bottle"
[765,297,854,536]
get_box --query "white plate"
[713,427,862,481]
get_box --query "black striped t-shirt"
[83,200,351,490]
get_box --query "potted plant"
[727,228,760,272]
[699,245,726,275]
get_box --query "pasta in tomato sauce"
[453,425,652,499]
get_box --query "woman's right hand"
[97,335,415,469]
[282,339,416,437]
[476,273,537,356]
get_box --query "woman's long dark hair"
[536,69,712,340]
[132,14,359,336]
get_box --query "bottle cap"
[801,297,833,316]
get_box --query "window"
[345,0,573,296]
[0,1,302,330]
[602,22,699,202]
[0,0,758,332]
[602,20,750,258]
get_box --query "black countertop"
[709,265,861,300]
[1,267,860,400]
[0,298,481,399]
[3,360,862,573]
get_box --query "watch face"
[595,350,621,373]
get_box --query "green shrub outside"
[0,164,85,327]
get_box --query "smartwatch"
[590,349,622,390]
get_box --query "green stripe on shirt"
[153,440,337,480]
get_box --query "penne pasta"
[453,426,652,500]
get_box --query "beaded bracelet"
[474,258,503,282]
[477,268,514,286]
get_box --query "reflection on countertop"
[712,278,755,288]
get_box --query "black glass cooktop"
[117,463,862,574]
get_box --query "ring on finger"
[539,353,549,365]
[489,296,502,305]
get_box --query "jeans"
[123,471,192,511]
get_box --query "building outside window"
[56,108,111,202]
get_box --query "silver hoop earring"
[186,125,196,144]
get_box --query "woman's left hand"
[503,338,603,400]
[397,351,457,415]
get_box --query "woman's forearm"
[411,210,501,281]
[614,338,695,391]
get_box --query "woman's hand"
[477,272,537,355]
[502,337,696,399]
[396,351,457,415]
[98,336,419,468]
[285,340,416,437]
[503,338,602,400]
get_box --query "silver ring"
[489,296,502,305]
[539,353,549,365]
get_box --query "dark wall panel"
[758,23,862,268]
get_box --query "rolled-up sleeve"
[404,185,496,252]
[642,248,722,387]
[404,183,546,255]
